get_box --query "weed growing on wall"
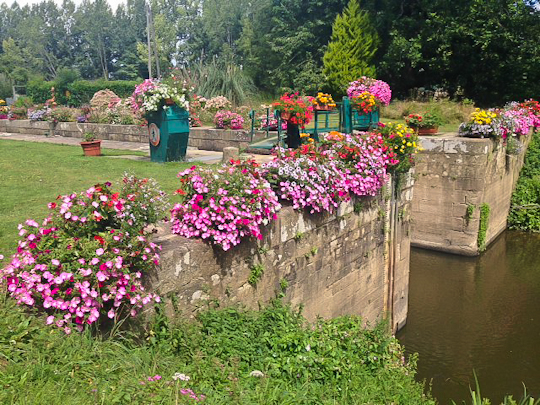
[478,203,491,251]
[466,204,476,226]
[248,264,264,286]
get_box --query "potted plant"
[80,132,102,156]
[312,92,337,111]
[272,93,315,126]
[347,77,391,129]
[458,108,503,139]
[272,93,315,149]
[131,78,191,162]
[406,112,443,135]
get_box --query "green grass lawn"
[0,140,193,260]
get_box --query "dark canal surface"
[397,231,540,404]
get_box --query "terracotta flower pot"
[80,140,102,156]
[417,127,439,135]
[314,105,333,111]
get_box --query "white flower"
[172,372,190,381]
[249,370,264,378]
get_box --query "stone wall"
[411,133,530,256]
[150,174,414,333]
[0,120,268,153]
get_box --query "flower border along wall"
[171,126,419,251]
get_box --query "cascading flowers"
[375,122,420,173]
[459,108,504,139]
[170,161,282,251]
[272,93,315,126]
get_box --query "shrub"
[213,110,245,129]
[28,79,141,106]
[48,106,77,122]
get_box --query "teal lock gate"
[146,105,190,162]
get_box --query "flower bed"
[213,110,245,130]
[0,175,167,333]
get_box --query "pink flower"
[96,248,104,256]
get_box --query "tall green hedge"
[27,79,141,106]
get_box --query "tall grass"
[177,60,257,106]
[0,293,436,404]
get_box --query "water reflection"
[397,231,540,404]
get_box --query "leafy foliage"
[509,131,540,231]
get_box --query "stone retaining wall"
[0,120,269,153]
[411,133,530,256]
[150,174,414,333]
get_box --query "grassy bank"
[508,131,540,231]
[0,140,191,259]
[0,294,435,404]
[381,99,475,133]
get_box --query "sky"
[1,0,127,11]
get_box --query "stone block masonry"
[0,120,269,153]
[411,133,530,256]
[149,175,414,333]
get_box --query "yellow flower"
[407,142,412,147]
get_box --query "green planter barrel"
[352,108,380,130]
[342,97,380,133]
[146,105,189,162]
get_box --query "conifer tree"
[323,0,379,95]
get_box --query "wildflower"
[172,372,190,381]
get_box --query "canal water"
[397,231,540,404]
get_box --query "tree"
[323,0,379,95]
